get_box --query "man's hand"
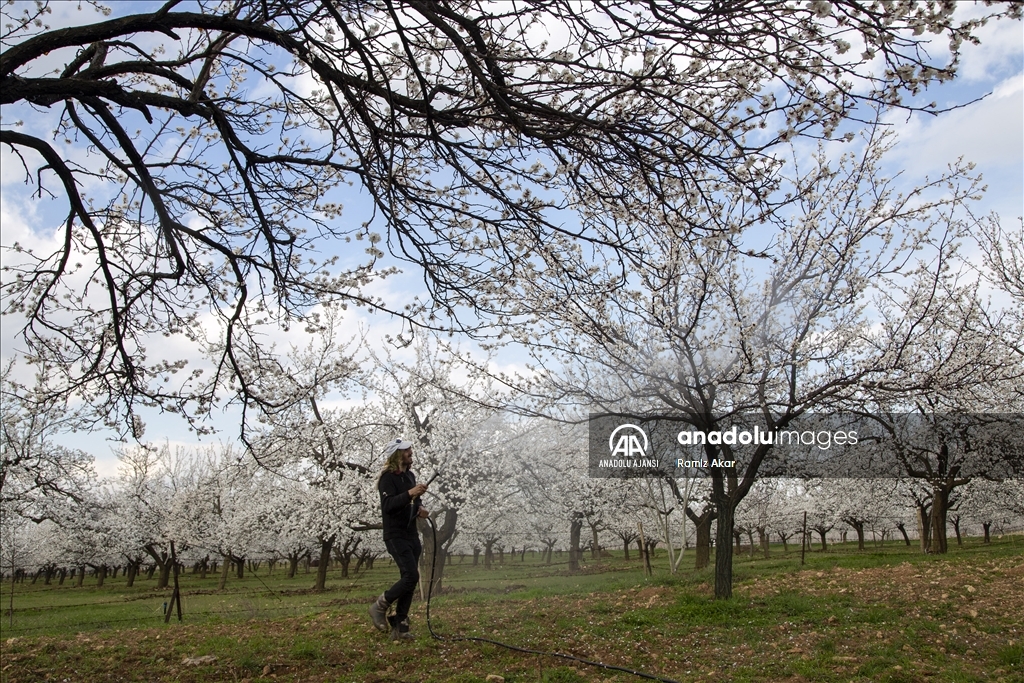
[418,507,430,518]
[409,483,427,498]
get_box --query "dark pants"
[384,536,421,624]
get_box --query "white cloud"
[889,73,1022,171]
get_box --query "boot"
[368,593,390,632]
[390,618,414,641]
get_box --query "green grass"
[2,535,1022,683]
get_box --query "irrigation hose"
[424,516,682,683]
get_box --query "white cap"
[383,438,414,457]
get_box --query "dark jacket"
[378,469,421,541]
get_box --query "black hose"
[424,516,682,683]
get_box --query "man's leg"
[384,536,421,637]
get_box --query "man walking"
[369,438,429,640]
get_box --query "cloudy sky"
[1,3,1021,478]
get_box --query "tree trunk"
[157,562,171,589]
[76,566,85,587]
[983,522,991,544]
[569,518,583,572]
[125,562,137,587]
[687,507,714,570]
[713,500,736,599]
[896,522,911,546]
[952,515,963,546]
[929,486,950,554]
[218,554,230,590]
[484,540,496,570]
[236,556,245,580]
[917,502,931,553]
[847,519,865,551]
[333,537,360,580]
[144,546,173,589]
[757,527,769,559]
[313,535,335,592]
[544,542,556,565]
[590,523,600,559]
[419,508,457,596]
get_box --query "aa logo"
[609,424,648,458]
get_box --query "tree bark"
[569,517,583,572]
[332,537,360,579]
[896,522,911,546]
[218,554,230,590]
[144,545,173,589]
[757,527,770,559]
[713,501,735,599]
[846,519,866,551]
[313,535,335,592]
[125,561,137,587]
[983,522,991,544]
[929,485,950,554]
[917,501,931,553]
[419,507,457,596]
[484,539,496,570]
[687,507,715,570]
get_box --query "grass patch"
[1,535,1021,682]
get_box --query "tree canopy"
[3,0,1019,433]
